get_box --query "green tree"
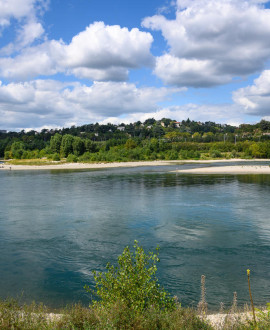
[193,132,202,142]
[202,132,214,142]
[125,138,137,149]
[84,139,98,153]
[85,241,175,312]
[10,141,25,159]
[50,133,62,153]
[72,136,85,156]
[60,134,74,157]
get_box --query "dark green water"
[0,162,270,310]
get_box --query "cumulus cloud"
[0,0,36,27]
[16,20,45,47]
[0,22,154,81]
[0,0,48,56]
[0,80,176,130]
[63,22,153,69]
[233,70,270,116]
[143,0,270,87]
[154,55,232,87]
[0,43,58,80]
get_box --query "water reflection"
[0,168,270,309]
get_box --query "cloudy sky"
[1,0,270,131]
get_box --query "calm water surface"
[0,162,270,309]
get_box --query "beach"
[0,159,270,173]
[0,160,180,171]
[174,164,270,174]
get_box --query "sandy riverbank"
[0,159,270,171]
[175,164,270,174]
[0,160,184,171]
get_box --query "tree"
[84,139,98,153]
[85,241,175,312]
[50,133,62,153]
[10,141,25,159]
[193,132,202,142]
[202,132,214,142]
[60,134,74,157]
[144,118,156,126]
[125,139,137,149]
[72,136,85,156]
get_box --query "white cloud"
[71,67,129,82]
[0,22,154,81]
[16,20,45,47]
[233,70,270,116]
[0,80,176,130]
[0,0,36,27]
[0,0,48,56]
[154,55,232,87]
[143,0,270,87]
[0,0,49,27]
[0,43,58,80]
[63,22,154,69]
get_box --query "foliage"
[52,153,60,161]
[72,136,85,156]
[254,303,270,328]
[85,240,176,313]
[66,154,78,163]
[50,133,62,153]
[60,134,74,157]
[2,118,270,160]
[0,298,212,330]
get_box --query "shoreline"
[0,159,270,172]
[174,164,270,174]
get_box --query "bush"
[4,150,12,160]
[85,240,175,313]
[210,149,222,158]
[52,153,60,161]
[66,154,78,162]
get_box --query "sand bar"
[175,165,270,174]
[0,160,184,171]
[0,159,269,171]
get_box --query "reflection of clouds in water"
[232,177,270,242]
[150,175,270,306]
[1,170,270,307]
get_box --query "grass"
[6,159,66,166]
[0,298,212,329]
[2,298,270,329]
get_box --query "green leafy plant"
[255,303,270,327]
[85,240,176,313]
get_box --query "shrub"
[52,153,60,161]
[85,240,175,313]
[210,149,222,158]
[66,154,78,162]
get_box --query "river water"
[0,162,270,309]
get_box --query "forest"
[1,118,270,161]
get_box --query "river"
[0,162,270,309]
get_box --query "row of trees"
[1,118,270,161]
[4,133,270,162]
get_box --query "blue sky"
[1,0,270,131]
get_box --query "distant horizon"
[1,0,270,131]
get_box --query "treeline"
[1,118,270,161]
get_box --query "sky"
[1,0,270,131]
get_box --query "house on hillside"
[174,122,182,128]
[117,126,125,131]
